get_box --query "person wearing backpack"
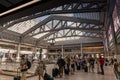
[57,56,65,77]
[19,55,32,80]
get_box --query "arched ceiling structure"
[0,0,108,49]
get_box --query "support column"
[39,48,42,61]
[61,45,64,58]
[33,46,38,60]
[81,42,83,57]
[16,43,21,62]
[16,37,22,62]
[80,39,83,58]
[106,31,110,59]
[111,17,119,58]
[42,49,47,59]
[103,34,107,58]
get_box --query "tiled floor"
[55,67,116,80]
[0,65,117,80]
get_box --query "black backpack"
[27,60,31,69]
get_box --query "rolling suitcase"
[77,66,80,70]
[64,69,69,75]
[14,69,21,80]
[44,73,54,80]
[84,66,88,72]
[52,68,59,77]
[64,64,69,75]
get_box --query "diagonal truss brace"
[21,15,103,38]
[0,1,106,32]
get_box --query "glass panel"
[33,32,49,39]
[8,19,38,34]
[55,36,80,41]
[55,12,99,20]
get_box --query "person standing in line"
[57,56,65,77]
[35,60,46,80]
[64,56,70,75]
[85,56,90,72]
[95,57,100,74]
[71,57,75,74]
[20,55,28,80]
[99,56,104,75]
[89,55,95,72]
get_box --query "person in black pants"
[100,65,104,75]
[99,56,104,75]
[57,56,65,77]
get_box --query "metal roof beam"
[52,15,102,25]
[48,42,103,48]
[36,32,56,43]
[36,21,67,43]
[0,1,106,32]
[32,27,102,36]
[21,16,53,37]
[38,32,102,43]
[0,0,106,24]
[0,8,103,32]
[43,35,102,42]
[21,15,102,37]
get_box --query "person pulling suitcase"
[14,68,21,80]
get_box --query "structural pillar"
[103,34,107,58]
[39,48,42,61]
[106,30,110,59]
[42,49,47,59]
[61,45,64,58]
[33,46,38,60]
[80,41,83,57]
[16,37,22,62]
[16,43,21,62]
[111,17,119,58]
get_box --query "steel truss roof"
[0,0,108,47]
[0,0,107,24]
[0,0,106,31]
[21,15,103,37]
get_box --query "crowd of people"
[1,53,119,80]
[55,55,105,78]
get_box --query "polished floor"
[0,65,117,80]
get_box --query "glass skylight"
[55,36,80,42]
[55,12,99,20]
[34,15,50,22]
[33,32,49,39]
[8,19,38,34]
[8,15,50,34]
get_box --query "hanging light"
[50,39,55,46]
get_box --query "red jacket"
[99,58,104,66]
